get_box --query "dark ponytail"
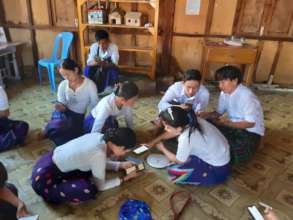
[159,106,202,140]
[61,58,82,75]
[114,81,139,100]
[103,127,137,149]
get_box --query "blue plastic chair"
[38,32,73,92]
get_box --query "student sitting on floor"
[0,162,31,219]
[202,65,264,164]
[149,69,209,145]
[86,30,120,94]
[0,86,29,151]
[41,58,98,146]
[83,81,138,134]
[155,106,230,185]
[31,128,141,204]
[158,69,209,114]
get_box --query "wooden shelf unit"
[77,0,160,80]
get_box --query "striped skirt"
[31,150,97,204]
[167,156,230,186]
[0,117,29,151]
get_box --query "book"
[125,156,145,174]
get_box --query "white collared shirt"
[53,133,121,191]
[90,93,133,133]
[0,86,9,111]
[217,84,264,136]
[57,77,98,114]
[87,42,119,65]
[176,118,230,166]
[158,81,209,112]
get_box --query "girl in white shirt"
[203,66,264,164]
[83,81,138,134]
[155,106,230,185]
[42,58,98,145]
[0,86,29,151]
[31,128,141,204]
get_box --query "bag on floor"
[119,199,153,220]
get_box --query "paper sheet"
[185,0,201,15]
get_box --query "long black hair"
[103,127,137,149]
[159,106,202,140]
[61,58,82,75]
[114,81,139,100]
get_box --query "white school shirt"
[53,133,121,191]
[176,118,230,166]
[57,77,98,114]
[158,82,209,113]
[217,84,264,136]
[87,42,119,65]
[0,86,9,111]
[90,93,134,133]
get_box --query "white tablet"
[247,206,264,220]
[133,145,149,154]
[18,215,39,220]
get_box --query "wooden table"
[201,41,258,85]
[0,42,25,80]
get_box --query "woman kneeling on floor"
[31,127,140,204]
[155,106,230,185]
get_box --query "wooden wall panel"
[172,37,203,71]
[8,28,34,66]
[31,0,50,25]
[265,0,293,37]
[210,0,237,35]
[255,41,278,82]
[35,30,58,59]
[117,3,132,12]
[2,0,28,24]
[273,42,293,84]
[173,0,210,34]
[110,34,136,65]
[136,35,152,66]
[52,0,77,27]
[109,34,132,47]
[137,3,155,24]
[236,0,266,35]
